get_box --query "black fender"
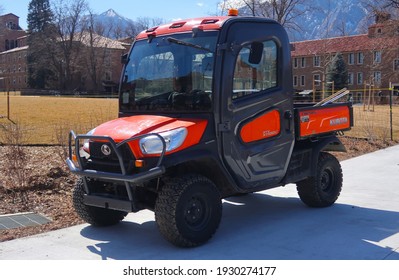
[284,135,345,184]
[161,144,240,197]
[310,135,345,176]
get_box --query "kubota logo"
[101,144,112,156]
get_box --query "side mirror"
[248,42,263,64]
[121,53,128,64]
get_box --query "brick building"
[0,13,28,90]
[70,31,127,93]
[0,13,130,93]
[291,17,399,104]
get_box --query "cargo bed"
[294,102,353,140]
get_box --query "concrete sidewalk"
[1,145,399,260]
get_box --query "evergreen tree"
[326,53,348,92]
[27,0,53,33]
[27,0,55,89]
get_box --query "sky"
[1,0,223,30]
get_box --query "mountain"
[290,0,371,41]
[97,8,133,27]
[239,0,372,41]
[88,9,134,38]
[92,2,373,41]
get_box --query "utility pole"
[0,76,11,120]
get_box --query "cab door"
[217,19,295,191]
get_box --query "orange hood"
[91,115,208,156]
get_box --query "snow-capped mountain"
[97,8,133,26]
[238,0,372,41]
[290,0,371,41]
[88,9,134,38]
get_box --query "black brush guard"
[66,131,166,212]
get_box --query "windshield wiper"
[167,37,214,53]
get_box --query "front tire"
[155,174,222,247]
[296,152,343,207]
[73,178,128,226]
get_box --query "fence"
[0,95,118,145]
[348,104,398,141]
[1,93,398,145]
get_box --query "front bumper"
[66,131,166,212]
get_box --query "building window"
[394,59,399,71]
[293,75,298,86]
[104,49,111,67]
[313,56,320,67]
[300,75,305,86]
[301,57,306,68]
[6,21,14,29]
[357,52,364,64]
[313,74,321,86]
[105,57,111,67]
[357,72,363,85]
[373,71,381,84]
[348,53,355,65]
[104,71,112,81]
[348,72,354,85]
[374,51,382,64]
[293,58,298,68]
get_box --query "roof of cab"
[135,16,231,40]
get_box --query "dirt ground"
[0,137,397,242]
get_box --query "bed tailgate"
[295,103,353,139]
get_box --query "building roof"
[0,13,20,19]
[78,31,126,50]
[0,45,29,55]
[291,33,399,56]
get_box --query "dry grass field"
[0,95,398,144]
[348,104,399,141]
[0,95,118,144]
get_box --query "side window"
[232,40,277,100]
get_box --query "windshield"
[120,31,218,113]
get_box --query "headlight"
[82,128,96,154]
[139,127,188,155]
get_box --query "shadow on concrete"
[79,192,399,260]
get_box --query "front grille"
[88,142,135,173]
[89,142,133,161]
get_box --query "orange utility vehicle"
[67,11,353,247]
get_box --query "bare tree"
[80,8,125,92]
[383,0,399,8]
[219,0,308,32]
[124,20,142,38]
[50,0,89,91]
[82,9,102,91]
[135,17,165,32]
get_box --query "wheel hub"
[184,195,210,230]
[321,168,334,192]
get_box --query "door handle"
[284,110,293,131]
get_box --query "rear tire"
[73,178,128,226]
[155,174,222,247]
[296,152,343,207]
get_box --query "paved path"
[1,145,399,260]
